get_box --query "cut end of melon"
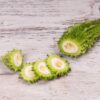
[62,40,79,54]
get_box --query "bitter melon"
[33,61,54,80]
[58,19,100,57]
[19,63,39,83]
[46,55,71,77]
[1,49,23,72]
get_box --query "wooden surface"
[0,0,100,100]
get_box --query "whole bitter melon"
[58,19,100,57]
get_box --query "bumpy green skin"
[58,19,100,57]
[1,49,23,72]
[46,55,71,77]
[33,61,54,80]
[19,63,39,83]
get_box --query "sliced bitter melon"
[46,55,71,76]
[33,61,54,80]
[58,19,100,57]
[19,63,39,83]
[1,49,23,72]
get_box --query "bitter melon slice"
[46,55,71,76]
[19,63,39,83]
[1,49,23,72]
[33,61,54,80]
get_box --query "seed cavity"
[14,53,22,67]
[25,66,34,78]
[38,62,50,74]
[63,41,78,53]
[52,58,64,70]
[55,60,63,68]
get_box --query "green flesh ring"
[1,49,23,72]
[58,19,100,57]
[19,63,39,83]
[33,61,54,80]
[46,55,71,76]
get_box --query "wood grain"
[0,0,100,100]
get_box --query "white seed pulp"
[62,40,78,53]
[38,62,50,74]
[14,53,22,67]
[24,65,35,78]
[52,58,65,70]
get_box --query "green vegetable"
[46,55,71,77]
[33,61,54,80]
[58,19,100,57]
[1,49,23,72]
[19,63,39,83]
